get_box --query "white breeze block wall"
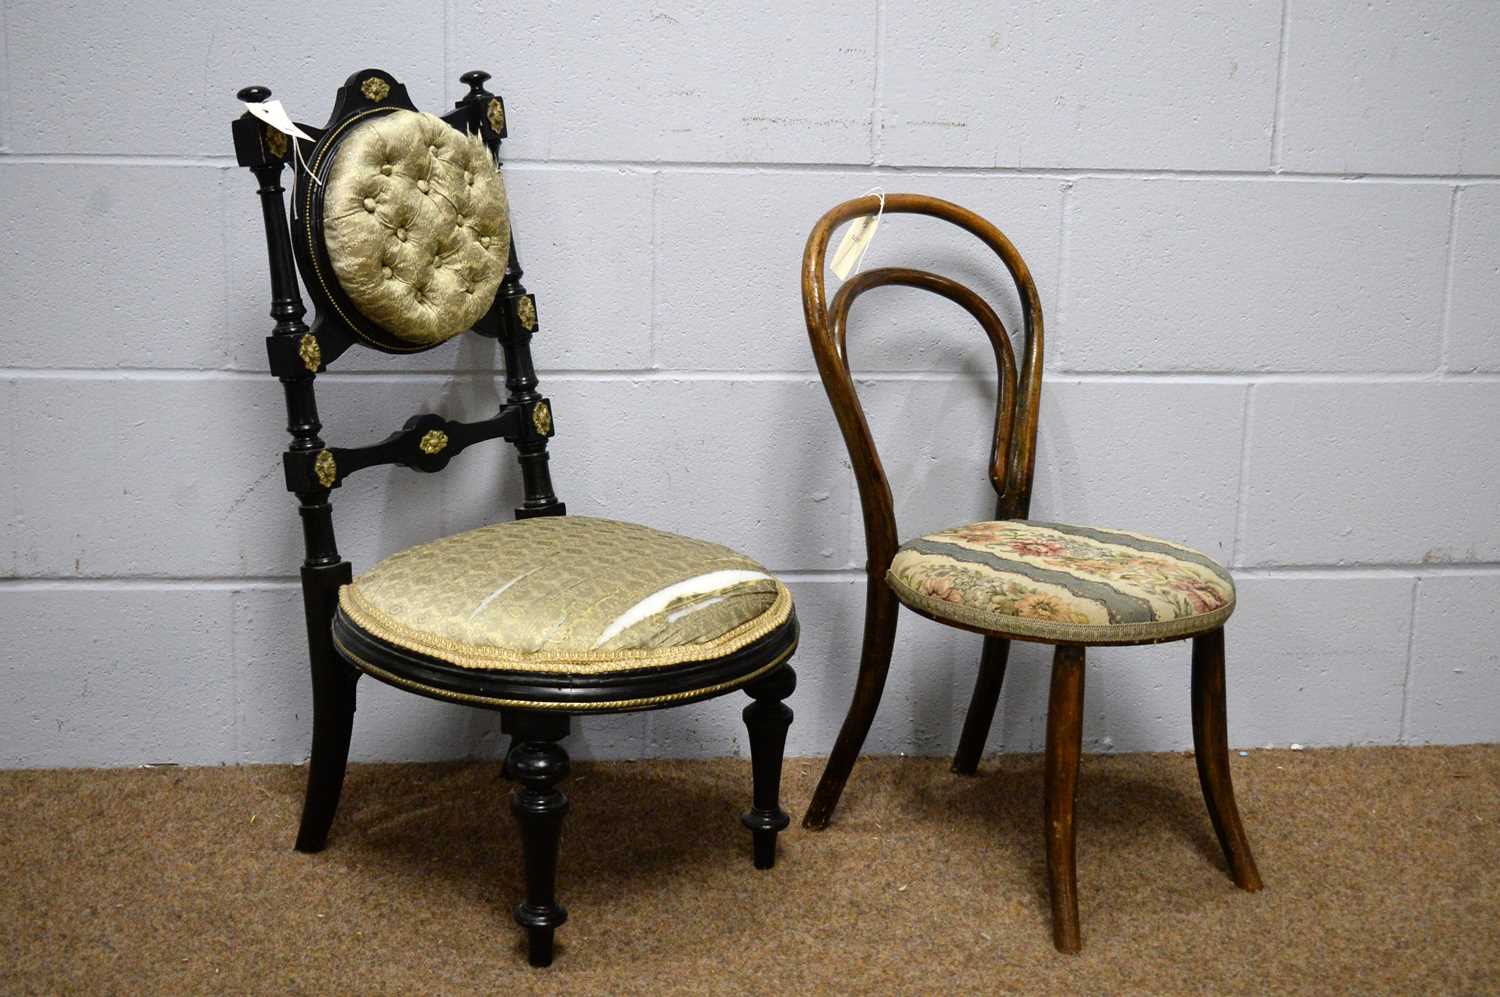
[1,1,1497,768]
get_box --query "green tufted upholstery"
[887,520,1235,644]
[322,109,512,346]
[338,517,793,674]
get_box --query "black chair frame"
[231,68,797,968]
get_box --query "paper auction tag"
[830,188,885,280]
[241,99,315,143]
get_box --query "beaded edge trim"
[333,633,795,711]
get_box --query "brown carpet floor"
[2,746,1498,995]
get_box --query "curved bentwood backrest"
[801,194,1044,579]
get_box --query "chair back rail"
[801,194,1044,580]
[231,68,564,581]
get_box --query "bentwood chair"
[230,69,798,967]
[799,194,1262,952]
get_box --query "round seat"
[332,516,797,710]
[886,520,1234,645]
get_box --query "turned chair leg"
[804,577,899,829]
[504,712,571,968]
[741,665,797,869]
[295,650,359,853]
[1044,644,1086,954]
[1191,628,1264,892]
[952,636,1011,775]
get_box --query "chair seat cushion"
[337,516,793,674]
[323,109,512,346]
[887,520,1234,644]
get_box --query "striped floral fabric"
[886,520,1235,644]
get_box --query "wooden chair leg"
[1191,628,1264,892]
[1044,644,1086,954]
[952,636,1011,775]
[803,577,900,829]
[294,649,359,853]
[505,712,571,968]
[741,665,797,869]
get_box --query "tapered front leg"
[804,577,899,829]
[1044,644,1086,954]
[295,657,358,852]
[295,564,358,854]
[1191,628,1263,891]
[741,665,797,869]
[504,712,571,968]
[953,636,1011,775]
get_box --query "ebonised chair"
[799,194,1261,953]
[231,68,798,968]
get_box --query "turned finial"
[459,70,491,99]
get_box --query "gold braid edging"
[333,633,795,711]
[338,583,794,673]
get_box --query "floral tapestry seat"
[799,195,1263,954]
[886,520,1234,645]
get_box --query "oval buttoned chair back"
[230,69,562,578]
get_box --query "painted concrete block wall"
[1,1,1496,768]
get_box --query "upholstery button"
[480,236,491,248]
[380,164,393,175]
[381,266,393,279]
[464,171,473,185]
[417,179,430,193]
[397,228,408,242]
[363,197,376,212]
[428,144,437,154]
